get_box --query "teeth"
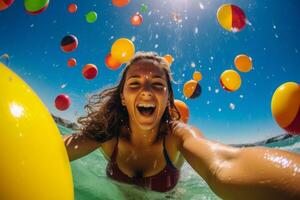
[137,103,155,108]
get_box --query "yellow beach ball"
[271,82,300,134]
[164,54,174,65]
[220,69,241,92]
[234,54,253,72]
[193,71,202,82]
[111,38,135,63]
[0,62,73,200]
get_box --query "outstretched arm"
[171,121,300,200]
[63,133,102,161]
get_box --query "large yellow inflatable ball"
[217,4,246,32]
[220,69,241,92]
[0,63,73,200]
[0,0,14,11]
[183,79,202,99]
[111,38,135,63]
[234,54,252,72]
[271,82,300,135]
[24,0,49,15]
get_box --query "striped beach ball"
[183,80,202,99]
[217,4,246,32]
[0,0,14,11]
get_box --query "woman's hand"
[170,120,204,143]
[63,133,102,161]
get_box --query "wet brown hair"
[77,51,180,142]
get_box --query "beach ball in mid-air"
[0,0,14,11]
[164,54,174,65]
[174,99,189,123]
[217,4,246,32]
[68,3,77,13]
[111,38,135,63]
[0,63,73,200]
[112,0,130,7]
[24,0,49,14]
[193,71,202,81]
[105,53,121,70]
[140,4,148,13]
[67,58,76,67]
[130,12,143,26]
[86,11,97,23]
[183,79,202,99]
[234,54,252,72]
[271,82,300,135]
[55,94,71,111]
[220,69,241,92]
[61,35,78,53]
[82,64,98,80]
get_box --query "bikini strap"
[163,136,177,169]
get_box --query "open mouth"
[136,103,156,116]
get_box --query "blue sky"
[1,0,299,144]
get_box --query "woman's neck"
[129,122,160,147]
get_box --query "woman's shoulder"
[100,137,118,160]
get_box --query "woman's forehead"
[126,61,166,78]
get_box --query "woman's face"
[121,60,169,131]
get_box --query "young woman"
[64,52,300,199]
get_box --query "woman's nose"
[141,90,153,97]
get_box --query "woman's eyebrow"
[127,75,140,80]
[127,74,165,80]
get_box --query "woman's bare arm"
[171,121,300,200]
[63,133,102,161]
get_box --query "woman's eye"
[153,83,164,88]
[129,82,140,88]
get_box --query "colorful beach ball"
[111,38,135,63]
[55,94,71,111]
[61,35,78,53]
[24,0,49,15]
[140,4,148,13]
[217,4,246,32]
[68,3,77,13]
[130,12,143,26]
[82,64,98,80]
[183,79,202,99]
[271,82,300,135]
[164,54,174,65]
[193,71,202,81]
[105,53,122,70]
[67,58,76,67]
[234,54,252,72]
[112,0,130,7]
[174,99,190,123]
[86,11,97,23]
[0,0,14,11]
[220,69,241,92]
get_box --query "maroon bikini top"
[106,137,180,192]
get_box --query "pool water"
[58,125,300,200]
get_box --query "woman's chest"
[116,141,167,177]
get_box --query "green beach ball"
[86,11,97,23]
[24,0,49,15]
